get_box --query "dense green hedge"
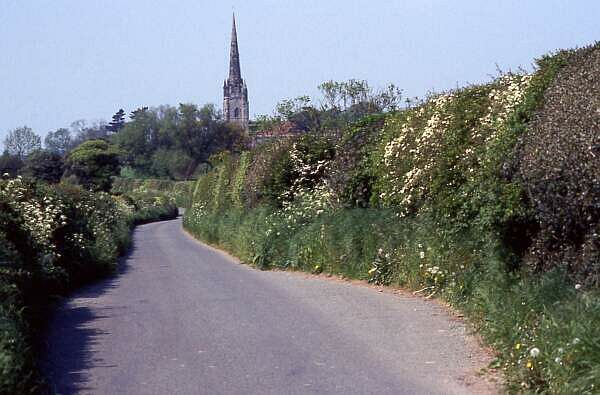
[112,177,194,208]
[0,176,177,394]
[185,44,600,393]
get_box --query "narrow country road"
[43,217,497,394]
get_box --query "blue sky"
[1,0,599,142]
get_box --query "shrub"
[111,177,194,208]
[64,140,121,192]
[22,150,64,183]
[517,43,600,286]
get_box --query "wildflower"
[530,347,540,358]
[419,251,425,259]
[555,357,562,364]
[575,283,582,290]
[526,361,533,370]
[573,338,581,345]
[515,343,521,350]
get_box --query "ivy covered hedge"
[0,176,177,394]
[185,43,600,393]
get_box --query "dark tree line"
[2,103,248,189]
[113,103,247,180]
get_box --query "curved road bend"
[43,217,496,395]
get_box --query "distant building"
[250,121,303,147]
[223,14,249,130]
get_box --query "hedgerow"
[517,45,600,286]
[111,177,194,208]
[0,176,177,394]
[185,43,600,393]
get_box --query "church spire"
[223,13,249,130]
[228,13,241,82]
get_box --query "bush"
[111,177,194,208]
[517,43,600,286]
[64,140,121,192]
[22,150,64,183]
[0,153,23,178]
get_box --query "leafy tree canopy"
[64,139,121,191]
[3,126,41,159]
[112,103,247,180]
[44,128,73,156]
[22,149,64,183]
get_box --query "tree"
[130,106,149,120]
[107,109,126,134]
[112,107,159,174]
[69,120,109,147]
[22,150,64,183]
[276,96,311,120]
[3,126,41,159]
[0,151,24,177]
[111,103,247,179]
[63,140,121,191]
[44,128,73,155]
[150,148,195,180]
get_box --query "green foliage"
[64,139,121,191]
[0,152,23,178]
[107,109,126,134]
[112,103,248,180]
[329,114,386,208]
[111,177,194,208]
[230,151,251,209]
[44,128,73,156]
[22,150,64,183]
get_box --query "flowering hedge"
[185,44,600,392]
[0,176,177,393]
[111,177,194,208]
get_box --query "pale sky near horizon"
[1,0,599,142]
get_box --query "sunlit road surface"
[43,217,496,394]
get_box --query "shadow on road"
[41,243,137,394]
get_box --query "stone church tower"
[223,14,249,130]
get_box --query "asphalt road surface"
[43,217,496,394]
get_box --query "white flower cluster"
[0,177,66,253]
[381,93,455,209]
[187,202,208,224]
[266,144,336,235]
[112,196,135,216]
[379,73,533,213]
[267,182,334,237]
[479,74,533,144]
